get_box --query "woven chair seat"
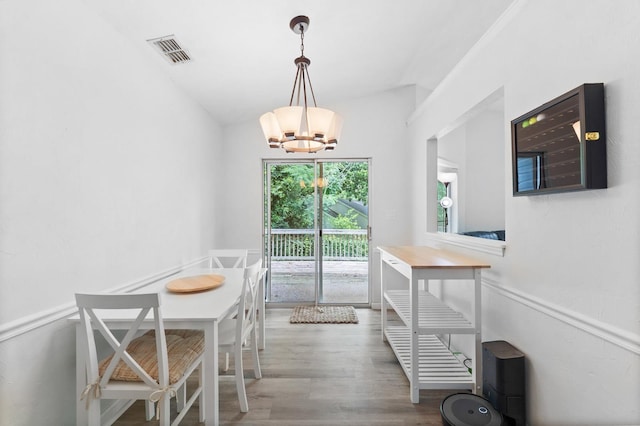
[98,333,204,384]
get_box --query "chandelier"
[260,16,343,153]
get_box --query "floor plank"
[113,308,458,425]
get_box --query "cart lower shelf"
[384,326,475,390]
[384,290,475,333]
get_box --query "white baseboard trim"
[483,277,640,355]
[0,257,208,343]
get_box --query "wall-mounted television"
[511,83,606,196]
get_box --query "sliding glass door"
[263,159,370,306]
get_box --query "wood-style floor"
[114,308,454,425]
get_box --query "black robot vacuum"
[441,393,504,426]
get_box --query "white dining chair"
[75,293,204,426]
[208,248,249,370]
[164,260,263,413]
[208,249,248,269]
[219,259,263,412]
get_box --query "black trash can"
[441,393,504,426]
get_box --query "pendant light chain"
[287,24,318,109]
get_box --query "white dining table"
[70,266,262,426]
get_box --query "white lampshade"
[259,112,282,142]
[307,107,335,140]
[325,113,343,143]
[438,172,457,183]
[274,106,304,137]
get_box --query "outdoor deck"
[267,259,369,304]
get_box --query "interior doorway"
[263,159,370,307]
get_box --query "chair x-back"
[75,292,204,426]
[208,249,248,269]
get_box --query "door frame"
[262,158,372,308]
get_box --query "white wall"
[219,86,416,307]
[464,109,505,232]
[437,106,505,234]
[409,0,639,424]
[439,126,468,231]
[0,0,222,424]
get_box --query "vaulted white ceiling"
[84,0,514,125]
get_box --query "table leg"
[473,268,482,395]
[410,273,420,404]
[204,321,219,426]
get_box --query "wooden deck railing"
[269,229,368,261]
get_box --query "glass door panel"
[318,161,369,304]
[264,160,370,306]
[265,162,316,304]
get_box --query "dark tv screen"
[511,83,606,196]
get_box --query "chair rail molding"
[482,276,640,355]
[0,256,208,343]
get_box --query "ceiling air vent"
[147,35,192,65]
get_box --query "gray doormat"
[289,305,359,324]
